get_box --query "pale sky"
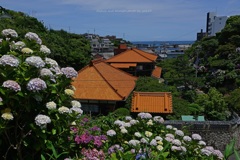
[1,0,240,41]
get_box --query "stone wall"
[164,119,240,151]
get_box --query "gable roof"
[106,48,158,63]
[131,92,172,113]
[151,66,162,79]
[72,58,138,101]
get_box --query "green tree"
[193,87,229,120]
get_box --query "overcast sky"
[1,0,240,41]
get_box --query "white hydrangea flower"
[114,120,125,126]
[166,133,175,139]
[134,132,142,138]
[171,145,182,151]
[140,138,149,144]
[25,32,42,44]
[120,128,128,134]
[21,47,33,54]
[147,119,153,126]
[125,116,132,121]
[45,57,58,67]
[40,45,51,54]
[145,131,153,137]
[181,146,187,152]
[201,148,212,156]
[175,130,184,137]
[130,119,139,125]
[50,66,63,76]
[40,68,53,78]
[25,56,45,68]
[123,122,131,127]
[2,29,18,37]
[183,136,192,142]
[192,133,202,141]
[71,100,81,108]
[157,145,163,151]
[1,112,14,120]
[155,136,163,141]
[10,41,26,50]
[70,107,83,115]
[150,139,157,146]
[35,114,51,126]
[166,125,173,129]
[138,112,152,119]
[58,106,70,114]
[0,55,19,67]
[107,130,116,136]
[128,140,140,146]
[199,140,206,146]
[46,101,56,110]
[64,89,74,96]
[172,139,182,146]
[153,116,164,123]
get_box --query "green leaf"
[41,154,46,160]
[234,149,240,160]
[224,139,235,159]
[52,129,56,135]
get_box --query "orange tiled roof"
[72,59,138,101]
[131,92,172,113]
[106,48,157,63]
[110,63,137,68]
[151,66,162,79]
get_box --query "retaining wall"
[164,119,240,151]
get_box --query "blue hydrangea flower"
[27,78,47,92]
[0,55,19,67]
[61,67,78,78]
[25,56,45,68]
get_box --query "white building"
[206,12,229,36]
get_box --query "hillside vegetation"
[0,7,92,71]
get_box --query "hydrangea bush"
[0,29,82,159]
[66,112,224,160]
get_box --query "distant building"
[206,12,228,36]
[196,29,207,41]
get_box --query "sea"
[131,40,195,47]
[131,41,195,59]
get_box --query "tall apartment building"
[206,12,229,36]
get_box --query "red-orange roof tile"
[131,92,172,113]
[151,66,162,79]
[72,59,137,101]
[106,48,157,63]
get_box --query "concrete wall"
[164,119,240,151]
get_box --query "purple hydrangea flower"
[108,144,124,155]
[2,80,21,92]
[27,78,47,92]
[25,56,45,68]
[2,29,18,37]
[61,67,78,78]
[0,55,19,67]
[25,32,42,44]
